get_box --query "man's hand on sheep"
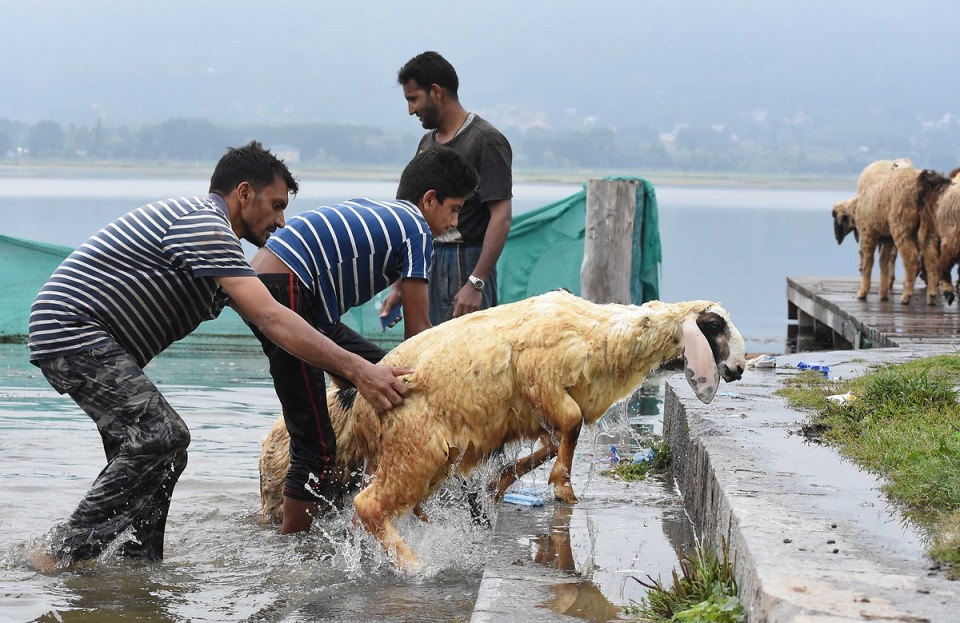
[350,360,413,414]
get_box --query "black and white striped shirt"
[28,194,255,367]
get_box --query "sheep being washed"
[258,290,746,570]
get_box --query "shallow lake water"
[0,341,679,622]
[0,176,868,621]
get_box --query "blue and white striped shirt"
[264,198,432,330]
[28,194,254,367]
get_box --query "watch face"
[470,276,484,290]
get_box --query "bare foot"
[27,549,59,574]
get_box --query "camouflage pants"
[37,341,190,564]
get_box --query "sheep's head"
[679,304,746,403]
[917,169,951,211]
[832,197,858,245]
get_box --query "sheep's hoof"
[899,293,912,305]
[553,485,578,505]
[945,291,956,306]
[856,290,868,300]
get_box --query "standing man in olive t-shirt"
[393,50,513,325]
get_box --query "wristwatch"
[468,274,485,291]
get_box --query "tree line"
[3,114,960,177]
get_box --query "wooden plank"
[581,179,636,304]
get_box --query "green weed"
[603,438,670,482]
[627,538,744,622]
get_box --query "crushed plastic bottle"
[503,492,545,507]
[827,392,856,405]
[633,447,655,464]
[797,361,830,378]
[746,354,777,369]
[610,445,620,464]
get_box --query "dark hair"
[396,146,479,204]
[209,140,299,196]
[397,51,459,100]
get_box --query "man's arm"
[218,275,411,413]
[398,278,431,338]
[453,198,512,317]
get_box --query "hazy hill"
[2,1,959,172]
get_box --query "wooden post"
[581,179,637,304]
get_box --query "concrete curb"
[665,348,960,622]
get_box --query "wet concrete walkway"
[665,348,959,622]
[473,349,960,622]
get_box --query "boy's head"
[396,147,479,237]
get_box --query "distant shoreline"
[0,160,855,191]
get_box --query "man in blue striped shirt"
[26,141,416,571]
[249,146,479,534]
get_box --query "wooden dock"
[786,277,960,353]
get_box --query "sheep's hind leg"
[878,239,897,301]
[895,237,921,305]
[920,222,941,305]
[494,432,558,497]
[353,484,423,571]
[937,236,960,305]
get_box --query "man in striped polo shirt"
[27,141,415,571]
[249,146,479,534]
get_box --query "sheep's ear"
[680,317,720,404]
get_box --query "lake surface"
[0,175,862,621]
[0,176,859,353]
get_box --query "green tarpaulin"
[497,176,661,305]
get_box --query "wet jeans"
[37,341,190,564]
[429,243,498,325]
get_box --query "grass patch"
[602,438,670,482]
[777,356,960,577]
[625,538,744,622]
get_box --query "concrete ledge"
[665,348,960,622]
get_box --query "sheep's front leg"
[857,232,878,300]
[549,421,582,503]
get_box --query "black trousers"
[252,273,385,503]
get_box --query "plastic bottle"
[633,447,655,464]
[610,445,620,464]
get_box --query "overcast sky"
[2,1,957,134]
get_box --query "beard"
[418,104,441,130]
